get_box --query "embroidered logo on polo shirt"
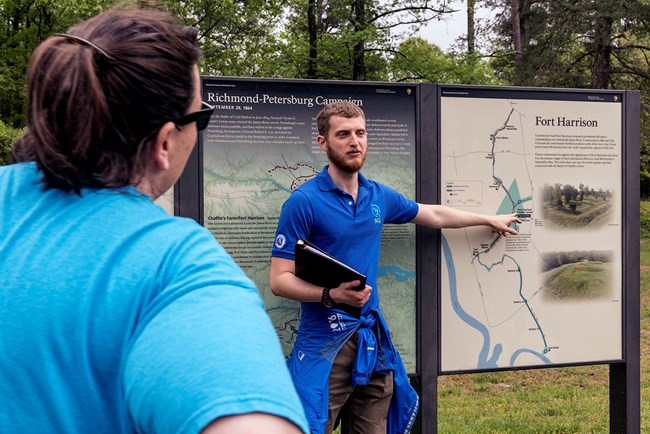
[275,234,286,249]
[371,203,381,223]
[328,313,347,332]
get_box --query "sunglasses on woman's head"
[171,101,215,131]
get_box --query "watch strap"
[321,287,334,307]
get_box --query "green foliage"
[0,119,23,165]
[641,201,650,238]
[0,0,110,127]
[278,15,390,80]
[642,171,650,200]
[483,0,650,88]
[389,37,503,84]
[1,0,650,172]
[276,0,454,80]
[160,0,287,78]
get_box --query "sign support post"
[609,90,640,434]
[417,84,439,434]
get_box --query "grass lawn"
[542,261,612,300]
[437,365,611,432]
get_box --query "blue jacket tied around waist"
[287,305,419,434]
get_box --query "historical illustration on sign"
[201,80,418,371]
[440,89,623,372]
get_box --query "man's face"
[318,115,368,173]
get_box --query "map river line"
[442,105,550,370]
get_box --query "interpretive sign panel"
[439,86,623,372]
[200,78,418,372]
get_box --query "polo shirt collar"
[316,165,371,193]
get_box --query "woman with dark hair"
[0,8,308,434]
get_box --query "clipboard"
[294,239,366,290]
[294,239,366,317]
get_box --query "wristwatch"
[321,287,335,308]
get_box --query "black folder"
[294,239,366,317]
[294,239,366,290]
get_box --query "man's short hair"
[316,101,365,138]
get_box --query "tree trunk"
[307,0,318,78]
[352,0,366,81]
[467,0,476,54]
[592,9,613,89]
[511,0,523,77]
[521,0,533,48]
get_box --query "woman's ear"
[149,122,177,172]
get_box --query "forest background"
[2,0,650,177]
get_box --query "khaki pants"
[325,336,394,434]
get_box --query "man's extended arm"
[411,204,521,235]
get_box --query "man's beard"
[325,145,366,173]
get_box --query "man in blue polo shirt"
[270,101,521,434]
